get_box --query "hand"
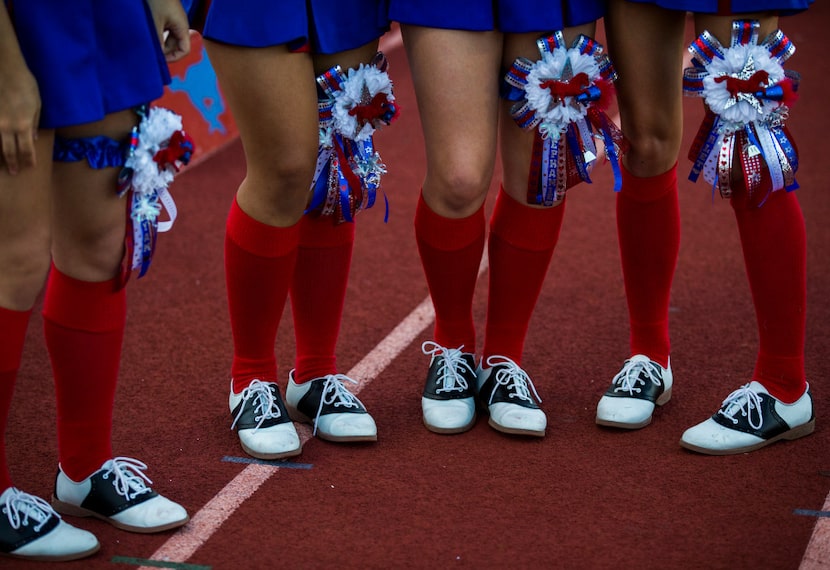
[0,11,40,175]
[147,0,192,62]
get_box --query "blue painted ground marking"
[793,509,830,518]
[221,455,313,469]
[111,556,211,569]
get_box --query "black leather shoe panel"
[422,354,477,401]
[77,471,157,517]
[0,507,59,553]
[230,384,293,430]
[710,389,812,439]
[477,365,541,410]
[297,378,367,417]
[603,367,666,403]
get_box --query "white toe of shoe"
[596,396,657,429]
[110,495,189,533]
[679,418,765,455]
[488,403,546,437]
[237,423,302,460]
[11,520,99,562]
[421,397,476,434]
[315,413,378,442]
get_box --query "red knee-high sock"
[43,267,125,481]
[0,306,31,490]
[290,216,355,383]
[415,193,486,351]
[225,198,300,393]
[732,190,807,403]
[483,188,565,365]
[616,164,680,368]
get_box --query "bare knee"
[0,228,52,309]
[52,220,126,281]
[622,130,682,178]
[239,156,317,225]
[423,164,493,217]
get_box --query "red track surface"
[5,6,829,570]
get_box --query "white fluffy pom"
[702,44,786,127]
[331,64,395,141]
[125,107,183,198]
[524,50,601,134]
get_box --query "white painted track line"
[138,253,488,568]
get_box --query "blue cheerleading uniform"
[201,0,389,55]
[622,0,812,14]
[388,0,605,33]
[6,0,169,130]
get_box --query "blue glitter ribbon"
[53,136,128,168]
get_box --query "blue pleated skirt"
[7,0,169,129]
[388,0,606,32]
[623,0,812,14]
[201,0,390,54]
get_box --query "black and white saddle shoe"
[596,355,672,429]
[286,372,377,442]
[476,355,546,437]
[230,379,302,460]
[52,457,189,533]
[680,381,815,455]
[1,487,99,562]
[421,341,477,434]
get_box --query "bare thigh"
[205,40,319,227]
[401,26,503,217]
[0,132,54,309]
[52,109,138,282]
[606,0,687,176]
[313,39,380,76]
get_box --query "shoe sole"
[679,418,816,456]
[51,499,190,534]
[595,388,672,430]
[595,416,653,430]
[488,418,545,438]
[240,441,303,461]
[2,543,100,562]
[316,433,378,443]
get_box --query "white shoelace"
[717,384,764,430]
[100,457,154,501]
[312,374,363,436]
[421,341,475,394]
[2,488,56,532]
[230,379,283,432]
[483,355,542,406]
[612,357,663,395]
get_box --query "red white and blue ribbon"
[310,52,399,223]
[117,105,194,284]
[684,20,799,202]
[503,32,625,206]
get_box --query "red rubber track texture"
[6,8,829,569]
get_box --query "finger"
[33,106,40,141]
[164,23,191,62]
[1,131,19,175]
[16,130,36,169]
